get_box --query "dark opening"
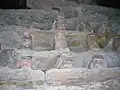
[0,0,120,9]
[96,0,120,9]
[0,0,30,9]
[70,0,120,9]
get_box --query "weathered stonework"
[0,7,120,90]
[46,68,120,86]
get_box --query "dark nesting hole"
[69,0,120,9]
[96,0,120,9]
[52,7,60,12]
[67,0,80,4]
[0,0,30,9]
[1,0,120,9]
[41,69,46,73]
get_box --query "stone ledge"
[46,68,120,86]
[0,67,44,84]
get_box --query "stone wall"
[0,67,120,90]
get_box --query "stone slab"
[46,68,120,86]
[0,67,44,83]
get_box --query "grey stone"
[76,15,108,32]
[0,85,24,90]
[32,50,61,70]
[104,38,114,52]
[46,68,120,86]
[31,29,55,50]
[69,46,85,53]
[27,0,78,10]
[0,49,12,67]
[0,31,21,49]
[76,0,96,4]
[0,25,85,51]
[0,67,44,83]
[76,5,120,33]
[0,9,57,30]
[72,50,120,68]
[76,5,120,19]
[46,78,120,90]
[65,18,78,30]
[61,7,78,19]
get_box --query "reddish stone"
[16,59,32,68]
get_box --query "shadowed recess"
[0,0,30,9]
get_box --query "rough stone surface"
[0,67,44,83]
[76,5,120,19]
[0,9,57,30]
[27,0,78,10]
[31,30,55,50]
[72,49,120,68]
[46,78,120,90]
[0,49,19,68]
[76,5,120,33]
[11,49,61,70]
[0,31,21,49]
[76,15,108,32]
[0,26,86,51]
[32,50,61,70]
[65,18,78,30]
[0,68,120,90]
[0,85,44,90]
[0,67,44,90]
[61,6,78,19]
[0,2,120,90]
[46,68,120,86]
[32,30,86,51]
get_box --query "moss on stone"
[71,41,80,46]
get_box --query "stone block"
[65,18,78,30]
[0,67,44,83]
[46,68,120,86]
